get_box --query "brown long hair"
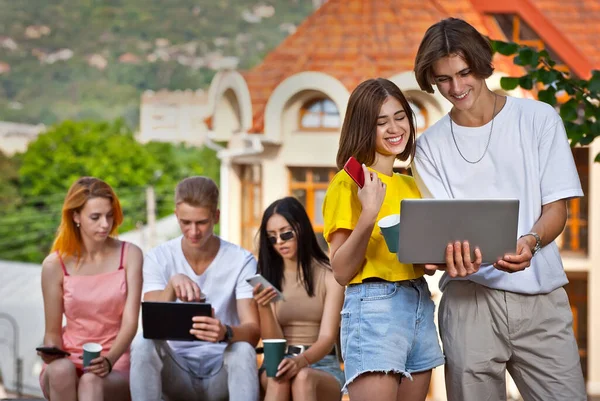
[336,78,416,170]
[51,177,123,258]
[414,17,494,93]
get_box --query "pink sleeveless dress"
[40,242,131,396]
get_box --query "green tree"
[19,119,154,198]
[0,119,220,262]
[0,150,20,212]
[491,40,600,161]
[142,140,221,218]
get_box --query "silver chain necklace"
[449,94,498,164]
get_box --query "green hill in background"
[0,0,314,128]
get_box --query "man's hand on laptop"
[191,308,227,343]
[423,241,482,278]
[493,236,533,273]
[169,274,203,302]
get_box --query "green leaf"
[537,87,557,106]
[493,41,520,56]
[538,49,556,67]
[584,99,598,119]
[590,121,600,136]
[581,135,595,146]
[595,153,600,163]
[518,75,534,90]
[589,70,600,94]
[564,121,583,146]
[560,99,579,122]
[538,50,550,60]
[537,69,561,85]
[559,78,577,95]
[514,47,539,67]
[500,77,520,90]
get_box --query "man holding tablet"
[130,176,260,401]
[412,18,585,401]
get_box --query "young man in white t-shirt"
[412,18,586,401]
[130,176,260,401]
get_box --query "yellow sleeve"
[322,175,361,243]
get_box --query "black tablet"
[141,301,212,342]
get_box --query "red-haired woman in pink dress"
[38,177,143,401]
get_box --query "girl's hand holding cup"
[84,355,113,377]
[81,342,110,376]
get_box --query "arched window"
[408,100,428,132]
[299,98,340,130]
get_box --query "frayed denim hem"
[341,369,412,393]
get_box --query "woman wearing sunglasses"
[252,196,345,401]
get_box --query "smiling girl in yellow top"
[322,78,444,401]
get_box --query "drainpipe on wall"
[206,134,264,241]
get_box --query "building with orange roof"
[199,0,599,399]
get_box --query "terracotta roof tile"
[531,0,600,68]
[240,0,522,133]
[471,0,597,78]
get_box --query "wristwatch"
[221,324,233,343]
[519,232,541,256]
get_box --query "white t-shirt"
[142,235,256,376]
[413,96,583,295]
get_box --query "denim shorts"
[259,353,345,388]
[309,354,345,387]
[340,277,445,391]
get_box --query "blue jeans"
[129,332,259,401]
[340,277,444,391]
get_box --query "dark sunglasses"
[268,231,295,245]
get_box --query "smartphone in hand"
[36,346,71,357]
[343,156,365,188]
[246,274,285,302]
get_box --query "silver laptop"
[397,199,519,265]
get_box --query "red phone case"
[343,157,365,188]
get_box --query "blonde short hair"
[175,176,219,211]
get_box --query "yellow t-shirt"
[322,169,424,284]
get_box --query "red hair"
[51,177,123,257]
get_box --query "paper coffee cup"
[378,214,400,253]
[82,342,103,367]
[263,339,287,377]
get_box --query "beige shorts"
[439,280,586,401]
